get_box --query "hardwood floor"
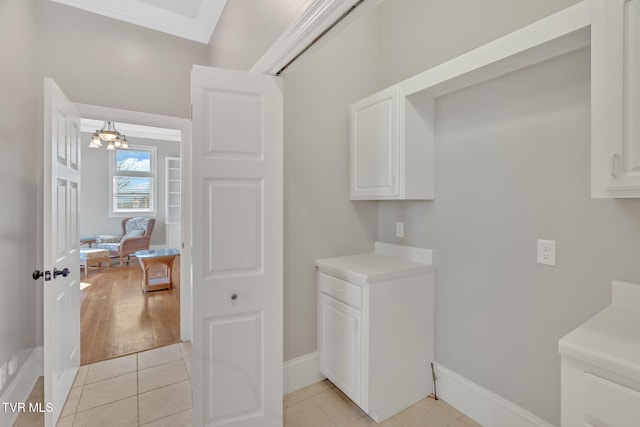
[80,257,180,365]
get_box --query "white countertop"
[559,281,640,383]
[316,253,434,285]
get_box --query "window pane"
[116,149,151,172]
[114,177,152,210]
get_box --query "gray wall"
[80,135,180,246]
[377,0,582,87]
[280,6,379,360]
[38,0,210,119]
[208,0,309,71]
[283,0,640,424]
[0,0,38,396]
[377,48,640,424]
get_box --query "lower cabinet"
[561,356,640,427]
[316,255,435,423]
[559,281,640,427]
[318,293,362,404]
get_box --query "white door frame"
[73,103,193,341]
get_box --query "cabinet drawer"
[584,373,640,427]
[318,272,362,309]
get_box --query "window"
[109,146,157,216]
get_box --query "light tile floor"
[14,342,192,427]
[284,380,481,427]
[15,342,481,427]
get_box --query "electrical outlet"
[537,239,556,266]
[396,222,404,238]
[0,362,7,390]
[8,356,17,376]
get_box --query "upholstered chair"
[95,217,156,266]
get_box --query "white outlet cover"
[8,356,17,376]
[537,239,556,266]
[0,362,7,390]
[396,222,404,238]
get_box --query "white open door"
[191,66,283,426]
[42,78,81,427]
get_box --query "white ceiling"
[50,0,228,44]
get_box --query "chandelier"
[89,121,129,150]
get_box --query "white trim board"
[251,0,370,75]
[0,347,44,427]
[433,363,555,427]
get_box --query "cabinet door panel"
[318,294,361,404]
[350,87,398,199]
[592,0,640,196]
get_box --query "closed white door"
[191,65,283,426]
[42,78,81,427]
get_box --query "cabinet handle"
[611,152,618,177]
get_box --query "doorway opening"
[74,104,192,365]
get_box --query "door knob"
[53,267,70,278]
[231,293,238,301]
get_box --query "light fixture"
[89,121,128,150]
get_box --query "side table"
[135,248,180,292]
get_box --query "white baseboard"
[0,346,44,427]
[433,363,555,427]
[283,352,325,395]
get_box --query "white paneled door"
[191,66,283,427]
[43,78,81,427]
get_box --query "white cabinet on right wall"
[592,0,640,197]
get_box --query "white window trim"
[108,144,158,218]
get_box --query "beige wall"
[280,6,380,360]
[0,0,39,396]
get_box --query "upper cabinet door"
[350,87,400,199]
[592,0,640,197]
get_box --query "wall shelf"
[350,1,591,200]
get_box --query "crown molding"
[250,0,365,75]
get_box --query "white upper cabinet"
[349,2,590,201]
[592,0,640,197]
[350,87,399,199]
[350,87,435,200]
